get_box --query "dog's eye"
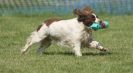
[91,15,95,18]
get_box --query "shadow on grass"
[83,52,112,56]
[43,51,112,56]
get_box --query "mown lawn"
[0,14,133,73]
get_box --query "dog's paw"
[20,49,27,54]
[100,48,112,55]
[100,48,108,52]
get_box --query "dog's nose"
[99,20,103,23]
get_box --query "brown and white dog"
[21,7,107,56]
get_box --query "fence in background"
[0,0,133,15]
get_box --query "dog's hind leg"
[37,37,51,54]
[21,24,49,54]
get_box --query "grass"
[0,14,133,73]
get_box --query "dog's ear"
[82,6,93,15]
[73,9,83,16]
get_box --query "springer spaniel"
[21,7,107,56]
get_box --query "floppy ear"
[73,9,82,16]
[82,6,93,15]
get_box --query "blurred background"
[0,0,133,16]
[0,1,133,73]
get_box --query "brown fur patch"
[36,18,61,31]
[73,6,95,27]
[44,18,61,26]
[83,14,95,26]
[82,6,93,15]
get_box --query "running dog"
[21,7,107,56]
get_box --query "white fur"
[21,17,107,56]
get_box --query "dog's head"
[74,6,100,27]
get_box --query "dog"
[21,7,107,56]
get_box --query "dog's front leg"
[89,41,107,52]
[73,41,82,57]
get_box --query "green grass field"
[0,14,133,73]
